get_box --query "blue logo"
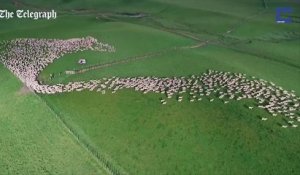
[276,7,293,23]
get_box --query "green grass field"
[42,89,300,175]
[0,0,300,174]
[0,65,109,175]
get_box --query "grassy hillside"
[44,44,300,95]
[38,21,195,84]
[0,65,108,174]
[42,89,300,175]
[0,0,299,174]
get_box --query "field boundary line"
[33,93,127,175]
[219,44,300,70]
[69,41,209,75]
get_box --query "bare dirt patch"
[16,85,33,96]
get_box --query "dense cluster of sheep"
[0,37,115,91]
[0,37,299,128]
[85,71,299,127]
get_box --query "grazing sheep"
[1,39,299,128]
[261,117,268,121]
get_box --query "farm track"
[72,8,268,75]
[71,41,209,74]
[220,44,300,69]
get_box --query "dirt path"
[70,41,209,75]
[16,85,33,96]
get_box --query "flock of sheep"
[0,36,115,92]
[0,37,299,128]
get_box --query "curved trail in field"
[70,41,209,75]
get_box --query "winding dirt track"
[71,40,210,75]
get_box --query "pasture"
[0,0,300,174]
[0,65,108,175]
